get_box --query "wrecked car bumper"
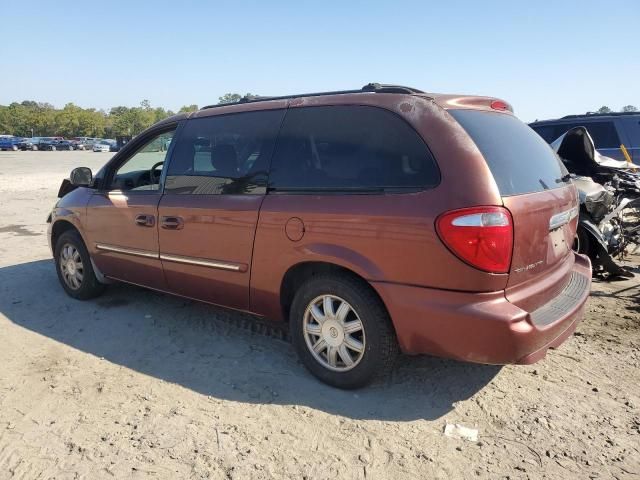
[372,253,592,364]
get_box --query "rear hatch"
[450,109,578,312]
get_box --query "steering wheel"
[150,161,164,184]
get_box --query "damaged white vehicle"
[553,126,640,277]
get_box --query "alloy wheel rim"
[303,294,366,372]
[60,243,84,290]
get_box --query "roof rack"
[561,111,639,119]
[200,83,425,110]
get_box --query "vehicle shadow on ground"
[0,260,500,421]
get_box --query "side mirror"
[70,167,93,186]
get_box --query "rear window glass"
[268,106,439,193]
[450,110,569,196]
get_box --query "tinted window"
[530,124,557,143]
[268,106,439,192]
[451,110,569,196]
[580,122,620,149]
[165,109,285,194]
[532,121,620,149]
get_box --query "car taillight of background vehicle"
[436,206,513,274]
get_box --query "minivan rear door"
[450,109,578,312]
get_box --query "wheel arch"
[279,261,390,324]
[50,219,83,251]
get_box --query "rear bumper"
[372,252,591,364]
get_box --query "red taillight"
[436,206,513,274]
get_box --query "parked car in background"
[92,140,112,152]
[55,140,75,151]
[38,138,71,151]
[48,84,592,388]
[71,137,99,150]
[18,138,41,150]
[0,136,22,151]
[38,138,58,151]
[530,112,640,162]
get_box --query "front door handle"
[161,216,184,230]
[135,214,155,227]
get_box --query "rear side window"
[165,109,285,194]
[578,122,620,149]
[530,124,557,143]
[268,106,439,192]
[532,121,620,149]
[451,110,569,196]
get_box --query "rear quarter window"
[451,110,569,196]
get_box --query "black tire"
[574,225,591,256]
[54,230,106,300]
[290,273,398,389]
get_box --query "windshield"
[450,109,570,196]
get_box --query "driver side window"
[109,129,176,192]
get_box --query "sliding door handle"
[135,214,155,227]
[161,216,184,230]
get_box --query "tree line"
[597,105,638,114]
[0,93,255,138]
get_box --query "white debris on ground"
[444,423,479,442]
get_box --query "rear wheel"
[54,230,105,300]
[290,274,398,389]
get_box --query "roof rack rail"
[561,111,639,119]
[361,83,425,94]
[200,83,424,110]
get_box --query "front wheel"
[54,230,106,300]
[290,274,398,389]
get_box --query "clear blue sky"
[1,0,638,122]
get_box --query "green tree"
[622,105,638,112]
[597,106,612,114]
[0,99,195,138]
[218,93,242,104]
[217,93,258,105]
[179,104,199,113]
[54,103,83,137]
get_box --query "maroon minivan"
[48,84,591,388]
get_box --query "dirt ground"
[0,151,639,480]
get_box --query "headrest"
[211,145,237,177]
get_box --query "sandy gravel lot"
[0,151,639,479]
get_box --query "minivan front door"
[84,128,177,290]
[157,107,286,310]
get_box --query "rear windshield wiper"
[559,173,573,183]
